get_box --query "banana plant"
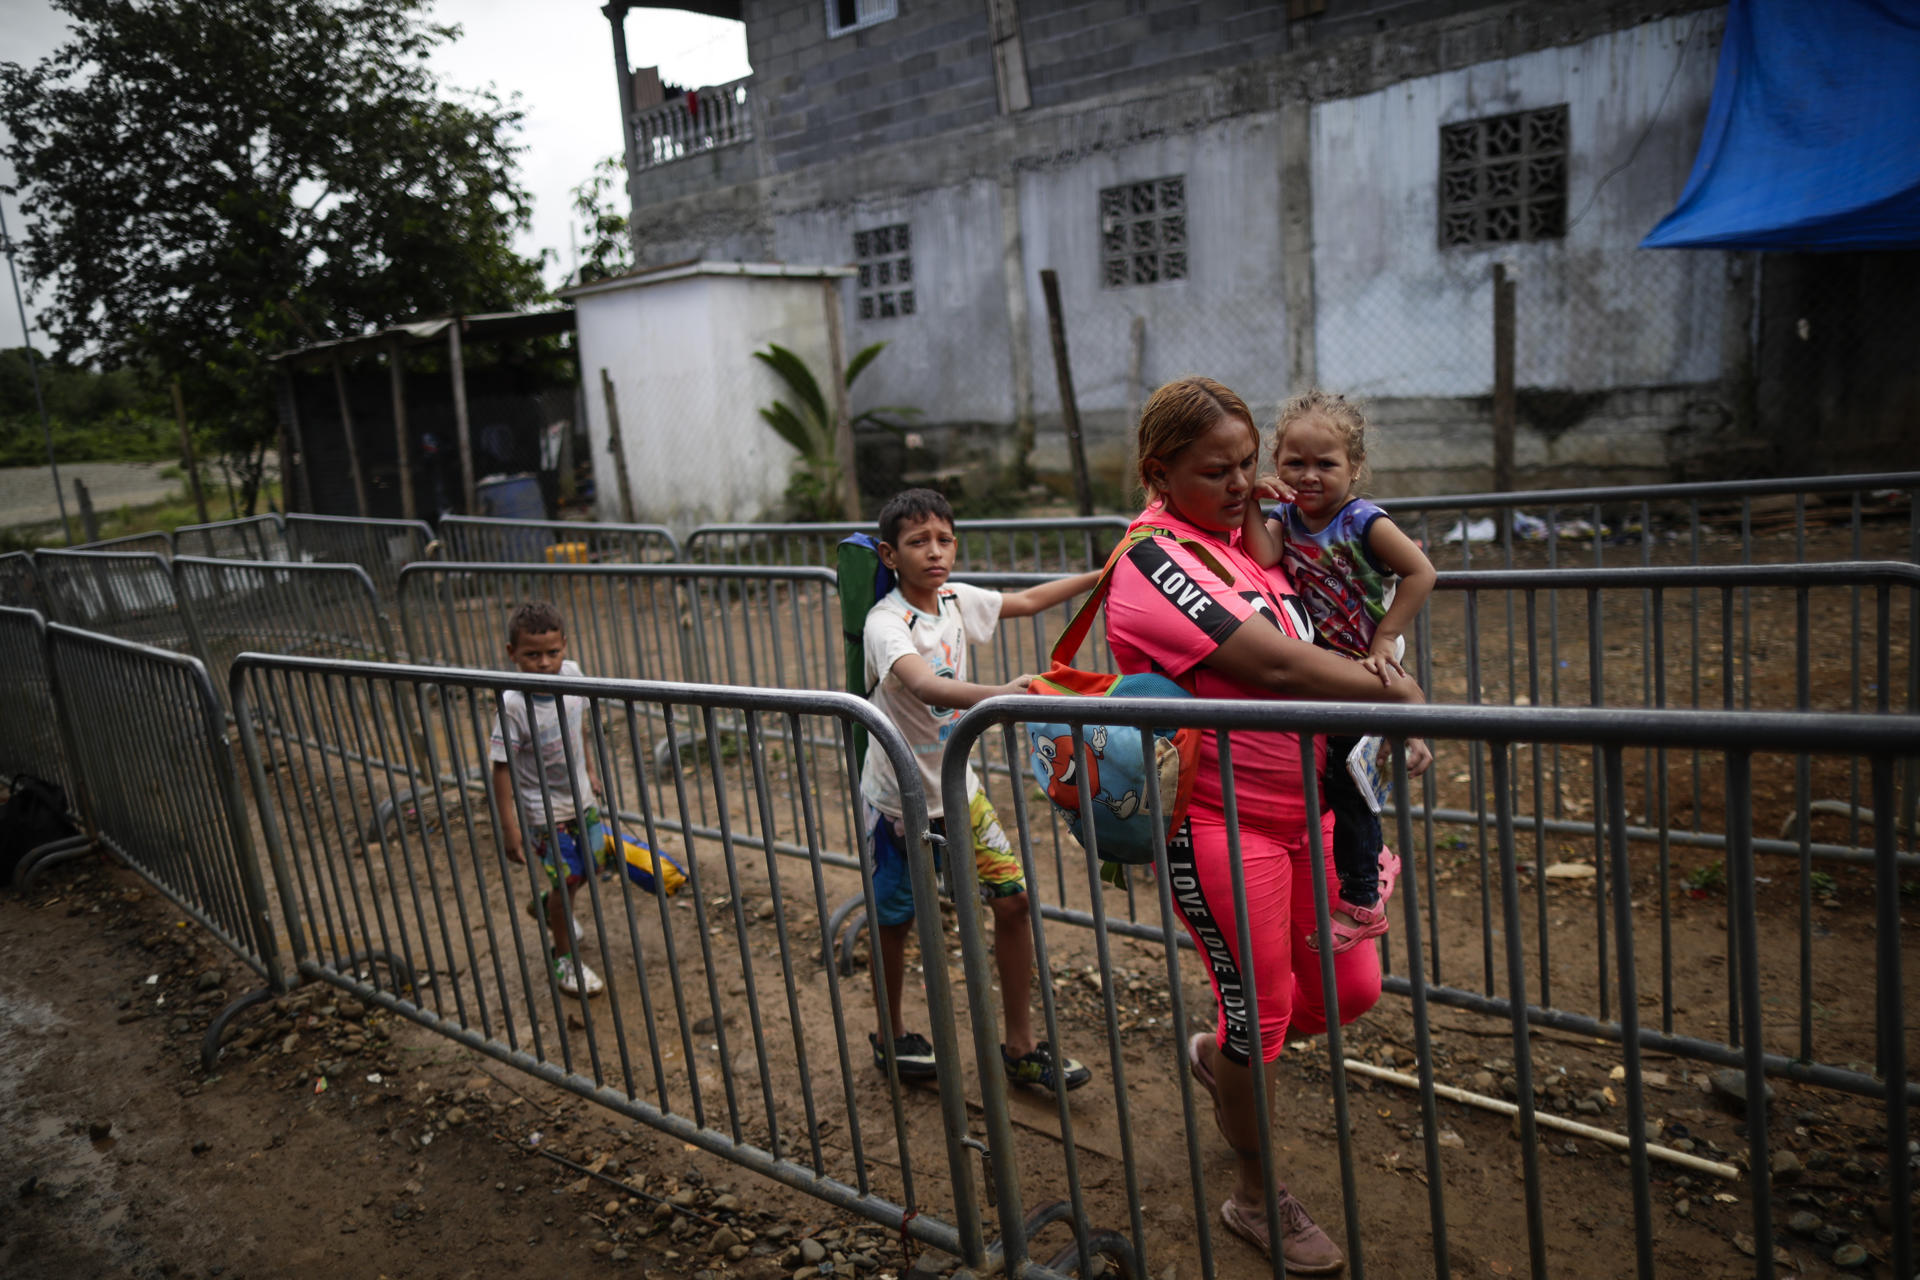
[755,341,916,520]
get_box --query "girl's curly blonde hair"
[1274,389,1370,492]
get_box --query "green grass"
[2,479,282,549]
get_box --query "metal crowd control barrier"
[285,513,434,601]
[33,548,192,654]
[173,556,395,697]
[44,623,286,1065]
[175,512,288,561]
[229,654,997,1264]
[685,515,1131,571]
[396,561,840,691]
[1383,470,1919,571]
[392,561,853,875]
[439,514,680,565]
[940,695,1917,1280]
[0,551,42,611]
[1410,562,1920,876]
[76,529,175,557]
[0,608,82,874]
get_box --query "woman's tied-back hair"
[507,600,565,645]
[1135,376,1258,499]
[1275,389,1371,492]
[877,487,955,546]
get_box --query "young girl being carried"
[1241,390,1437,953]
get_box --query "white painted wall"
[1018,113,1290,420]
[775,179,1018,426]
[1311,12,1727,399]
[567,266,845,533]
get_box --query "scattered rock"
[195,970,222,992]
[1805,1148,1834,1170]
[671,1189,699,1208]
[1786,1211,1823,1235]
[610,1247,630,1261]
[755,901,775,921]
[87,1120,112,1142]
[444,1107,468,1127]
[1840,1159,1872,1182]
[799,1237,827,1265]
[1832,1243,1868,1268]
[1709,1068,1774,1111]
[711,1193,740,1212]
[1770,1150,1802,1183]
[693,1016,716,1034]
[1543,862,1597,879]
[711,1227,740,1254]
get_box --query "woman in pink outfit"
[1102,376,1432,1274]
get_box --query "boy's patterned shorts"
[530,807,611,889]
[869,790,1024,927]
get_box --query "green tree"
[569,155,632,285]
[0,0,545,513]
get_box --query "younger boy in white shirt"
[490,601,608,998]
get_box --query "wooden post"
[277,369,313,513]
[1040,269,1094,516]
[820,279,860,520]
[329,359,371,517]
[171,376,210,524]
[388,337,416,521]
[447,318,477,514]
[1123,313,1147,496]
[73,477,98,543]
[599,368,638,523]
[1492,263,1517,493]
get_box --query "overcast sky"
[0,0,752,353]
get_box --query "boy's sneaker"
[870,1031,939,1081]
[1003,1041,1093,1092]
[552,954,604,997]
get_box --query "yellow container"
[544,541,589,564]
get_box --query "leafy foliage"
[754,341,915,520]
[569,156,632,285]
[0,346,178,466]
[0,0,545,512]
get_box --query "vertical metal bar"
[1871,754,1913,1278]
[1390,741,1450,1278]
[1725,750,1774,1280]
[1467,589,1494,994]
[1588,585,1610,1021]
[1300,731,1364,1278]
[1490,744,1548,1277]
[1602,746,1656,1280]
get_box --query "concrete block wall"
[744,0,1002,173]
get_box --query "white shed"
[559,262,856,534]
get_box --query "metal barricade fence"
[33,548,192,654]
[76,529,175,558]
[685,516,1132,571]
[438,515,680,565]
[0,607,76,804]
[396,561,841,691]
[939,695,1917,1280]
[229,654,994,1264]
[44,623,282,994]
[394,561,852,874]
[285,513,434,602]
[173,556,396,698]
[175,512,288,561]
[1381,470,1920,572]
[0,551,42,611]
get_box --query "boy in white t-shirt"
[490,601,609,999]
[861,489,1101,1092]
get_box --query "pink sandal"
[1307,849,1400,954]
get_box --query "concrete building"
[598,1,1818,507]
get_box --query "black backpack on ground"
[1,774,77,886]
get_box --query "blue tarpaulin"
[1642,0,1920,250]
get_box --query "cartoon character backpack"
[1025,527,1230,871]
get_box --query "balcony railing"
[632,76,753,171]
